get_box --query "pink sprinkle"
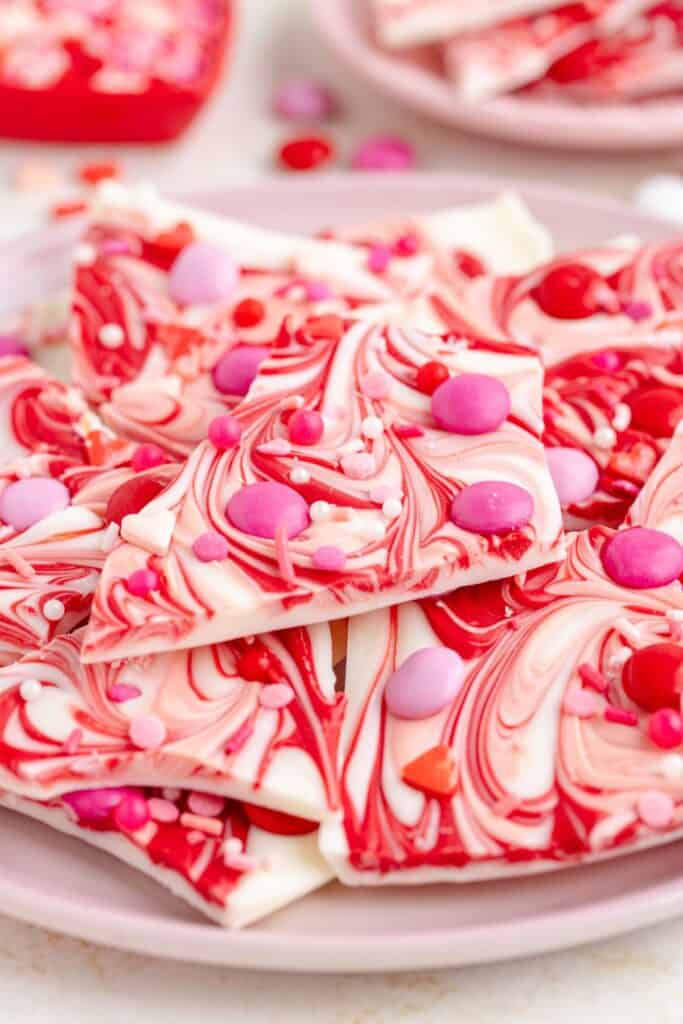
[312,545,347,572]
[394,233,420,257]
[360,371,392,400]
[192,531,229,562]
[340,452,376,479]
[649,708,683,749]
[224,850,258,872]
[187,792,226,817]
[393,422,424,439]
[259,683,295,709]
[256,438,292,456]
[367,244,392,274]
[114,793,150,832]
[604,706,638,727]
[352,135,416,172]
[108,682,142,703]
[148,797,180,824]
[125,568,160,598]
[131,443,165,472]
[208,414,242,450]
[128,713,167,750]
[305,281,333,302]
[63,728,82,755]
[273,79,337,121]
[578,663,609,693]
[225,721,253,754]
[275,523,297,585]
[563,685,597,719]
[637,790,675,829]
[100,238,134,257]
[288,408,324,446]
[622,300,653,322]
[180,812,224,837]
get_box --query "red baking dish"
[0,0,234,143]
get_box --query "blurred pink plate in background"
[313,0,683,152]
[0,175,681,972]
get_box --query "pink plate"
[0,175,681,972]
[313,0,683,152]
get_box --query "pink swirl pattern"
[82,320,563,663]
[320,528,683,884]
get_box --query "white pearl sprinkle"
[362,416,384,440]
[222,837,244,856]
[310,500,333,523]
[19,679,42,702]
[290,466,311,485]
[593,425,617,450]
[612,403,631,432]
[43,599,65,622]
[659,753,683,780]
[74,243,96,267]
[382,497,402,519]
[98,323,125,349]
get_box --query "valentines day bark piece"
[1,788,331,929]
[0,623,343,821]
[444,0,648,100]
[0,1,233,143]
[321,525,683,884]
[83,318,563,662]
[372,0,568,48]
[71,186,551,456]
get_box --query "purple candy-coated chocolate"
[432,374,511,435]
[602,527,683,590]
[451,480,534,536]
[212,345,270,397]
[385,647,465,720]
[227,482,310,540]
[168,242,240,306]
[63,787,133,823]
[0,477,70,532]
[546,447,599,507]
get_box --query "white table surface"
[1,1,683,1020]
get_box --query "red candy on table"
[278,135,335,172]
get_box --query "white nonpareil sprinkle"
[612,403,631,432]
[382,497,402,519]
[222,837,243,856]
[310,500,333,523]
[290,465,311,485]
[98,323,125,349]
[593,425,617,450]
[361,416,384,440]
[43,599,65,622]
[19,679,42,702]
[73,243,96,267]
[659,753,683,780]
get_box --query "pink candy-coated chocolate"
[192,531,229,562]
[187,792,225,817]
[168,242,240,306]
[649,708,683,749]
[352,135,415,171]
[385,647,465,720]
[450,481,534,536]
[63,786,131,823]
[431,373,511,435]
[212,345,270,397]
[0,335,30,358]
[368,244,392,274]
[128,713,167,750]
[288,408,324,446]
[126,568,160,598]
[114,792,151,832]
[272,79,337,121]
[131,443,165,472]
[360,371,392,399]
[0,476,70,531]
[340,452,376,480]
[227,481,310,540]
[108,682,142,703]
[638,790,675,829]
[208,414,242,449]
[602,528,683,590]
[546,447,599,507]
[259,682,295,709]
[312,545,347,571]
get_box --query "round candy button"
[623,642,683,713]
[431,374,510,435]
[627,387,683,439]
[451,481,534,536]
[532,263,604,320]
[545,447,599,507]
[212,345,270,397]
[385,647,465,720]
[602,527,683,589]
[0,477,70,531]
[168,242,240,306]
[227,482,310,539]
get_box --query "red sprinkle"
[393,422,425,439]
[225,721,254,754]
[278,135,335,172]
[604,706,638,727]
[233,298,265,328]
[578,663,609,693]
[454,249,486,279]
[51,200,88,219]
[78,161,122,186]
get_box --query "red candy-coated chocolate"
[532,263,605,320]
[106,475,167,526]
[623,642,683,713]
[454,249,486,279]
[416,361,449,395]
[278,135,335,172]
[237,645,276,683]
[627,387,683,439]
[232,298,265,328]
[242,802,318,836]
